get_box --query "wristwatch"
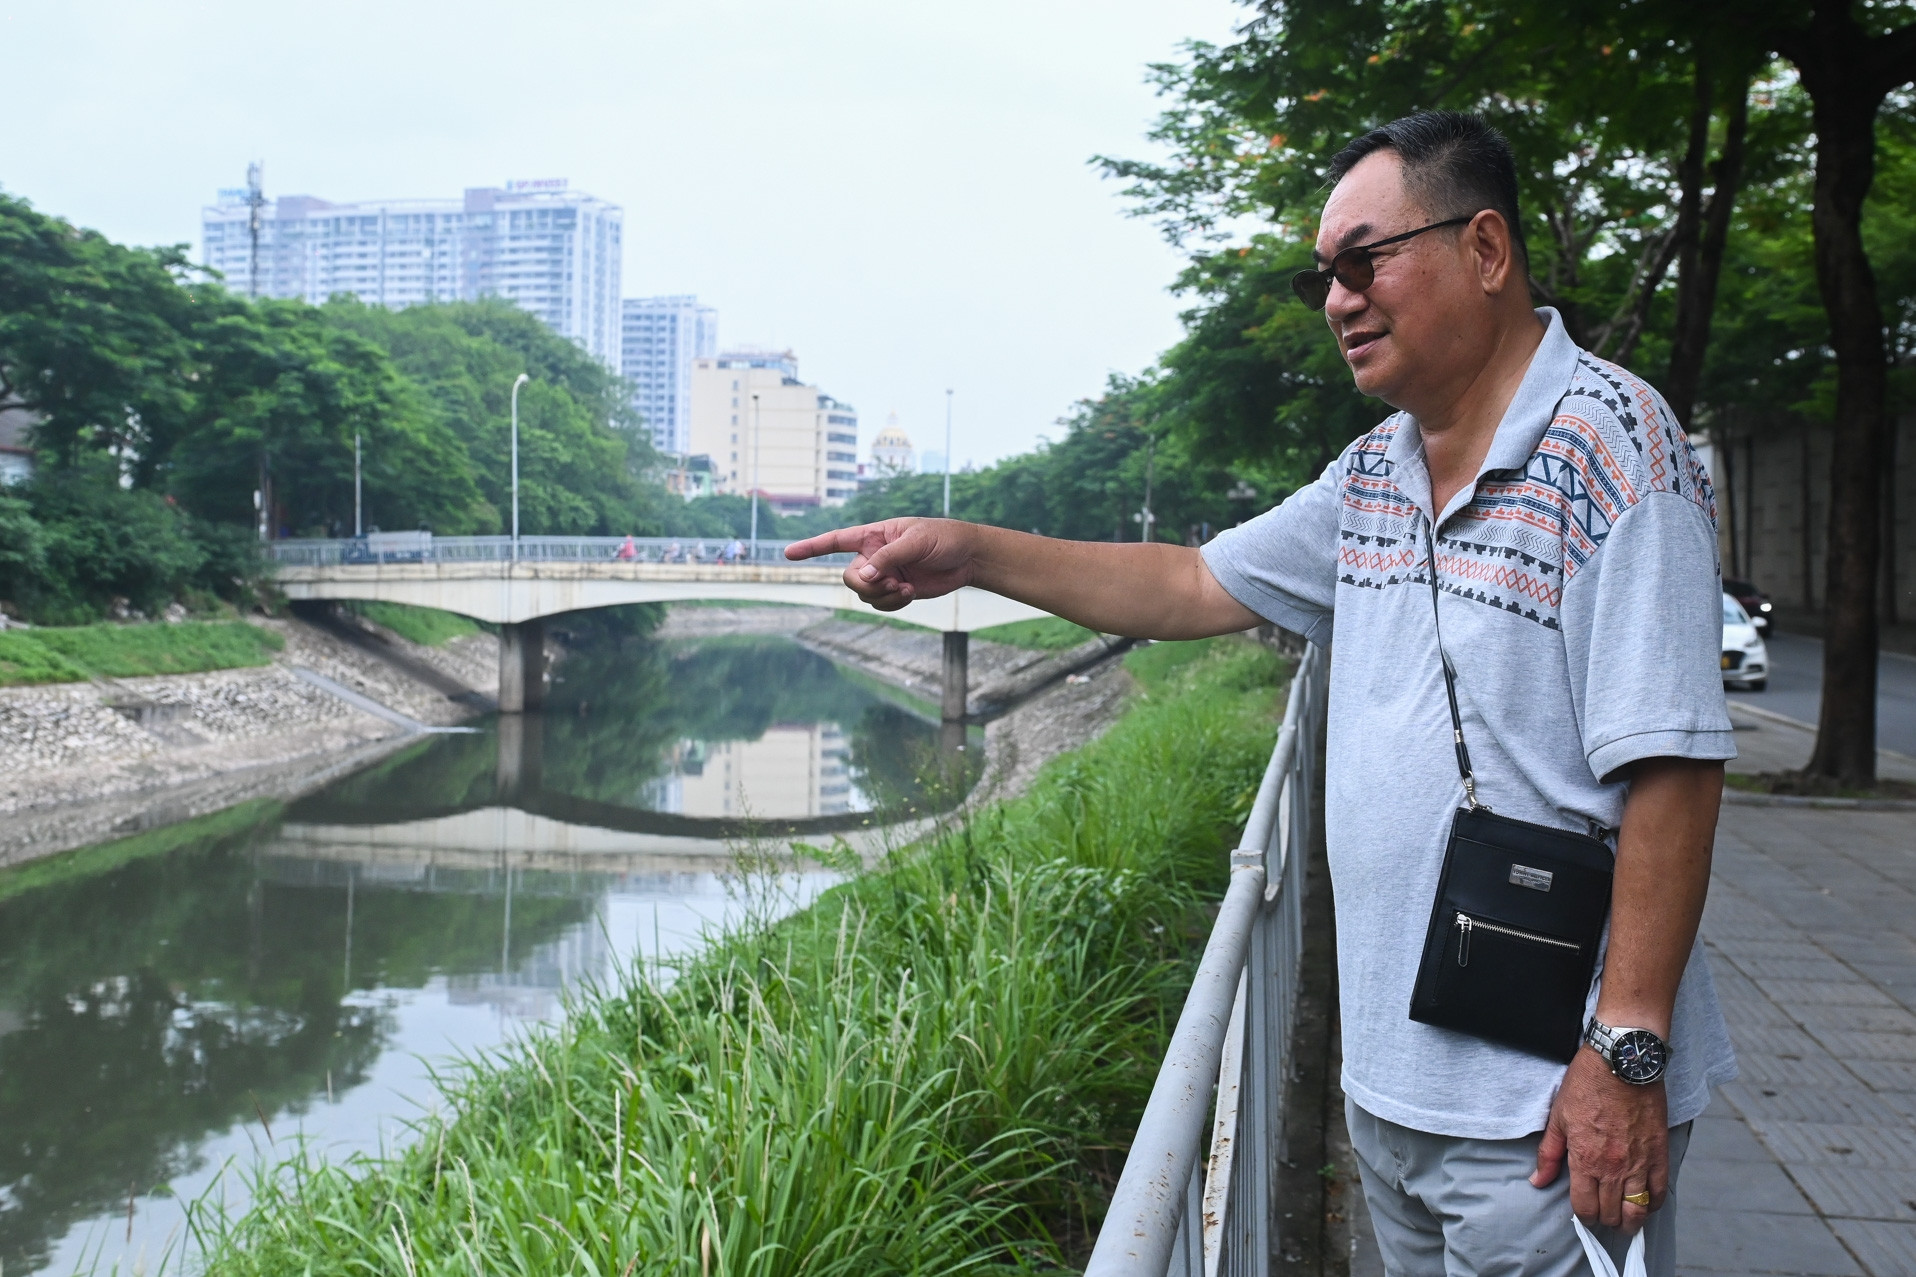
[1584,1018,1670,1086]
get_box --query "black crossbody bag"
[1406,528,1614,1063]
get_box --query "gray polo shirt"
[1203,309,1737,1140]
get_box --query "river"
[0,632,979,1276]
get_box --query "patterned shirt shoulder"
[1553,353,1717,521]
[1470,354,1717,587]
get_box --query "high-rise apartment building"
[200,180,623,365]
[687,350,859,509]
[621,296,717,453]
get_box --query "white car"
[1722,592,1769,691]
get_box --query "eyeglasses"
[1290,215,1477,311]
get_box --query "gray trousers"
[1346,1099,1692,1277]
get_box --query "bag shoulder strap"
[1425,523,1482,810]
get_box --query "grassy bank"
[973,616,1100,650]
[198,638,1287,1275]
[345,600,483,646]
[829,609,1101,652]
[0,621,283,687]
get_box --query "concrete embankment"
[0,612,501,867]
[0,603,1141,870]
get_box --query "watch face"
[1612,1030,1668,1084]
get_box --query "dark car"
[1723,578,1773,633]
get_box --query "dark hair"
[1326,111,1527,266]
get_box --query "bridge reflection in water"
[1,634,968,1277]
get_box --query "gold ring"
[1623,1191,1652,1207]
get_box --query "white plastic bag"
[1571,1215,1646,1277]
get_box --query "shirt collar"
[1383,307,1582,523]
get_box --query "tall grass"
[0,621,283,684]
[0,631,92,685]
[196,639,1286,1275]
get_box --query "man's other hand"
[785,518,972,611]
[1530,1046,1669,1233]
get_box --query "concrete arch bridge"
[271,535,1049,715]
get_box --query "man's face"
[1313,151,1486,408]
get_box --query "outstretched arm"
[785,518,1261,640]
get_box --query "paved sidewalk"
[1684,802,1916,1276]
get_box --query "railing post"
[1088,643,1326,1277]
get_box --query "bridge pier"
[494,712,544,801]
[498,620,545,714]
[941,630,968,723]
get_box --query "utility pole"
[511,373,529,559]
[353,432,363,538]
[246,161,265,300]
[942,388,954,517]
[749,392,762,559]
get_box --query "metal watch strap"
[1585,1018,1669,1081]
[1425,523,1481,809]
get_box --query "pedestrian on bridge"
[789,111,1733,1276]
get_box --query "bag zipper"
[1453,912,1581,967]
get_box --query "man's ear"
[1472,210,1518,296]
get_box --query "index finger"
[785,525,881,561]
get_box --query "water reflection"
[300,636,976,830]
[0,636,975,1274]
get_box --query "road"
[1728,631,1916,758]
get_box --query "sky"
[3,0,1249,469]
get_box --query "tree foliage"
[846,376,1282,542]
[0,192,676,619]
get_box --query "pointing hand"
[784,518,975,611]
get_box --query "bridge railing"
[1086,641,1327,1277]
[266,535,855,568]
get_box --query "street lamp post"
[943,388,953,517]
[510,373,529,558]
[353,432,363,538]
[749,392,761,560]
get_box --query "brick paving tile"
[1754,979,1900,1007]
[1843,1059,1916,1091]
[1802,1030,1916,1062]
[1735,1053,1871,1089]
[1877,1091,1916,1120]
[1746,1119,1916,1170]
[1788,1005,1916,1035]
[1682,1153,1818,1214]
[1721,1082,1912,1126]
[1692,806,1916,1276]
[1736,958,1870,983]
[1676,1205,1863,1274]
[1826,1221,1916,1275]
[1787,1166,1916,1221]
[1730,1023,1840,1057]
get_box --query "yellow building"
[664,724,853,819]
[687,349,859,510]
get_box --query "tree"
[323,300,668,536]
[0,192,197,471]
[1756,0,1916,784]
[846,376,1278,542]
[164,295,488,536]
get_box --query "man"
[788,111,1735,1274]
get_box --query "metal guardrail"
[266,535,854,567]
[1087,641,1328,1277]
